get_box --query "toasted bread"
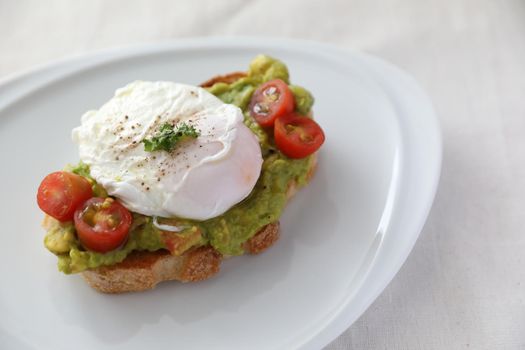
[78,73,318,293]
[200,72,246,88]
[81,223,278,293]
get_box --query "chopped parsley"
[143,122,200,152]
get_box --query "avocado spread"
[45,55,315,274]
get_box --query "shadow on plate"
[46,160,336,345]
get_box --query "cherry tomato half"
[37,171,93,222]
[249,79,295,127]
[74,197,132,253]
[274,113,325,159]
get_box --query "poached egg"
[72,81,263,220]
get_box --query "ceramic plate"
[0,38,441,350]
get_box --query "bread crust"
[78,72,317,293]
[81,247,222,293]
[199,72,247,88]
[243,222,280,255]
[81,223,280,293]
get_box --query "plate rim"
[0,37,442,350]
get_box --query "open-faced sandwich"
[36,55,325,293]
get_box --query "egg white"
[72,81,263,220]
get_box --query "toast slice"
[81,223,279,293]
[78,73,317,293]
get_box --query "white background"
[2,0,524,349]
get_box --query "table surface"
[2,0,524,349]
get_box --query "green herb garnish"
[143,122,200,152]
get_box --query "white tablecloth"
[2,0,524,348]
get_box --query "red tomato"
[274,113,325,159]
[74,197,132,253]
[37,171,93,222]
[249,79,295,127]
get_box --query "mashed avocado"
[44,55,315,273]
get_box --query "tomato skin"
[274,113,325,159]
[74,197,132,253]
[37,171,93,222]
[249,79,295,127]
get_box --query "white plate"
[0,38,441,350]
